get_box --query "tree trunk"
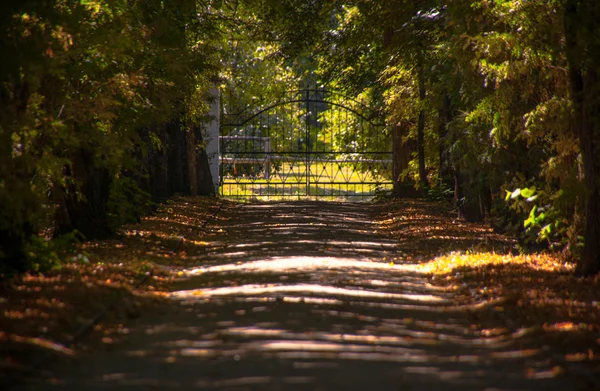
[564,0,600,276]
[417,64,429,189]
[167,120,187,195]
[151,124,170,202]
[54,148,112,239]
[136,127,153,202]
[0,78,34,273]
[0,154,34,273]
[438,93,453,189]
[186,123,198,196]
[454,167,484,223]
[392,123,421,197]
[195,125,215,196]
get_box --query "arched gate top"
[221,88,386,127]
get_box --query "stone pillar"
[206,88,220,194]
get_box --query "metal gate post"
[264,137,271,180]
[305,89,310,197]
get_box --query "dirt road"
[17,201,572,390]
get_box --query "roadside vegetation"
[1,0,600,384]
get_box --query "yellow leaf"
[193,290,204,296]
[565,353,586,362]
[191,240,210,246]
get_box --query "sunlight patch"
[170,283,446,303]
[418,252,573,275]
[250,340,425,356]
[184,256,421,275]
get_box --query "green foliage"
[107,175,153,231]
[426,184,454,202]
[0,0,223,273]
[1,0,595,274]
[297,0,584,255]
[23,231,85,274]
[506,186,582,253]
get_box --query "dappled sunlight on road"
[184,256,419,275]
[22,200,579,391]
[171,282,447,303]
[106,202,569,390]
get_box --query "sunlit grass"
[221,161,392,200]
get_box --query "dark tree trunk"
[167,120,188,195]
[454,166,463,207]
[438,93,453,189]
[146,118,215,201]
[417,64,429,189]
[151,124,170,202]
[392,123,421,197]
[564,1,600,276]
[0,78,34,273]
[186,123,199,196]
[454,168,485,223]
[54,148,112,239]
[195,125,215,196]
[0,157,34,273]
[417,110,427,187]
[136,127,153,201]
[0,221,32,274]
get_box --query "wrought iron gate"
[219,88,392,200]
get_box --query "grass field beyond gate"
[220,160,393,201]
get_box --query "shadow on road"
[19,201,573,391]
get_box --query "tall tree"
[1,0,223,272]
[564,0,600,276]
